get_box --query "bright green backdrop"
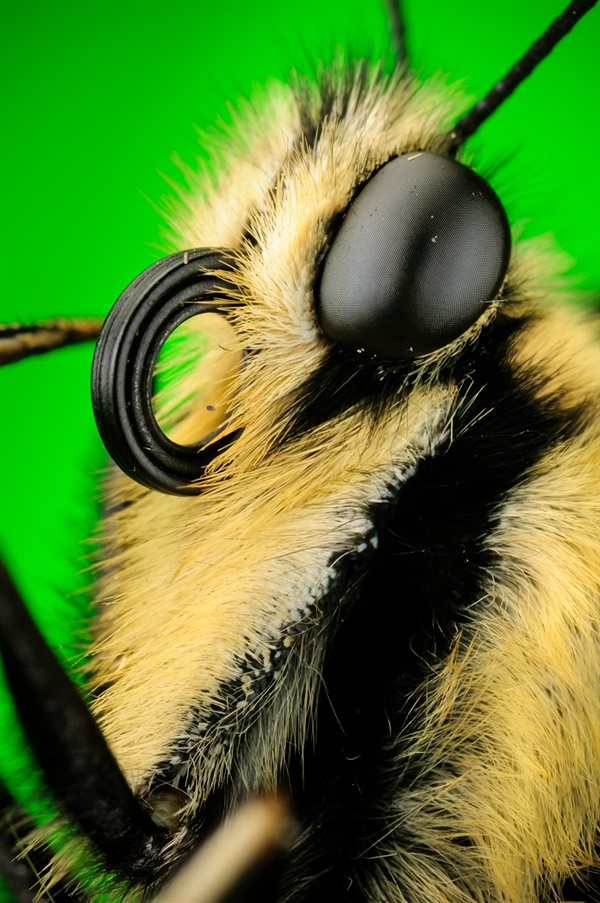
[0,0,598,899]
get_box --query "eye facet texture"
[317,152,511,358]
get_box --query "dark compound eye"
[316,151,511,359]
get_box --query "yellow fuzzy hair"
[42,65,599,901]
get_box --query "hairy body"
[77,68,599,901]
[1,15,598,903]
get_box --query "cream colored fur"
[57,65,599,901]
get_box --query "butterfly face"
[0,3,598,902]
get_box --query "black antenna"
[386,0,408,67]
[448,0,598,152]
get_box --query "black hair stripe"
[274,339,588,897]
[282,308,525,447]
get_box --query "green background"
[1,0,598,898]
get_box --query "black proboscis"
[91,248,242,496]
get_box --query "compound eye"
[316,151,511,359]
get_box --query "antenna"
[448,0,598,152]
[386,0,408,67]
